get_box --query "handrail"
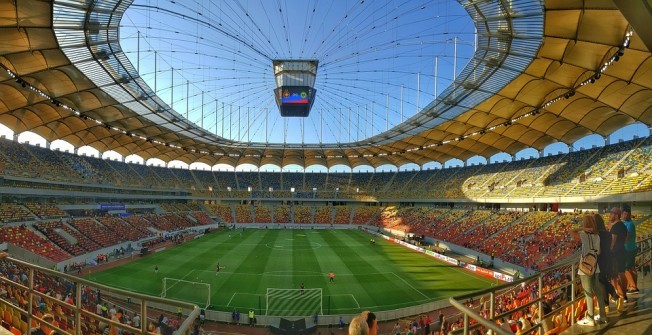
[0,257,200,335]
[449,235,652,335]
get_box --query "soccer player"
[154,265,158,274]
[329,272,335,283]
[216,263,220,275]
[300,282,305,295]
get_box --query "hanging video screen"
[281,86,313,104]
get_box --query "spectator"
[594,214,616,307]
[571,214,606,326]
[28,313,55,335]
[349,313,369,335]
[622,207,639,295]
[609,207,628,310]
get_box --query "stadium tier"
[2,137,651,200]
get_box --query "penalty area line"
[390,272,429,299]
[226,293,237,307]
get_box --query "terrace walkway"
[562,272,652,335]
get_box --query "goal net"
[161,278,211,309]
[266,287,322,316]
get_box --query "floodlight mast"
[273,60,318,117]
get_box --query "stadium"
[0,0,651,335]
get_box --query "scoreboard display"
[274,86,316,117]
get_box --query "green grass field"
[88,229,495,316]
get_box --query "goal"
[161,278,211,309]
[266,287,322,316]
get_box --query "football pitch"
[88,229,495,316]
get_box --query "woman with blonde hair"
[571,214,607,326]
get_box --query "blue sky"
[118,0,476,144]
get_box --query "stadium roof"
[0,0,650,169]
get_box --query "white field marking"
[449,266,496,285]
[226,293,237,307]
[165,269,196,293]
[390,271,429,299]
[350,294,360,309]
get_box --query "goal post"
[265,287,322,316]
[161,277,211,309]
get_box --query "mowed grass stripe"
[217,230,283,310]
[326,230,429,309]
[89,229,495,315]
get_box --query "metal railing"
[449,236,652,335]
[0,257,200,335]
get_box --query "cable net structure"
[119,0,476,144]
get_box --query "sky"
[117,0,476,145]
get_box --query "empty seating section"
[506,214,582,270]
[192,169,218,190]
[327,173,350,192]
[637,216,652,238]
[427,209,468,234]
[455,211,524,249]
[0,226,69,262]
[333,207,351,224]
[75,155,120,184]
[236,172,260,191]
[69,218,121,247]
[96,216,152,241]
[352,206,383,226]
[187,203,202,211]
[214,172,237,191]
[1,137,649,198]
[34,221,85,256]
[379,206,410,231]
[282,173,303,191]
[313,207,330,224]
[127,163,164,188]
[0,139,37,177]
[433,210,492,242]
[235,205,252,223]
[366,172,393,193]
[55,221,102,252]
[478,211,557,257]
[123,215,155,232]
[294,206,311,224]
[24,203,66,219]
[172,168,198,189]
[304,173,326,193]
[150,165,182,188]
[403,208,448,236]
[0,203,32,223]
[190,211,213,225]
[161,203,193,212]
[274,206,290,223]
[349,173,372,193]
[205,204,233,223]
[144,213,194,231]
[22,144,78,182]
[253,206,272,223]
[260,172,282,191]
[105,160,142,187]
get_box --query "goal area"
[161,278,211,309]
[266,287,322,316]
